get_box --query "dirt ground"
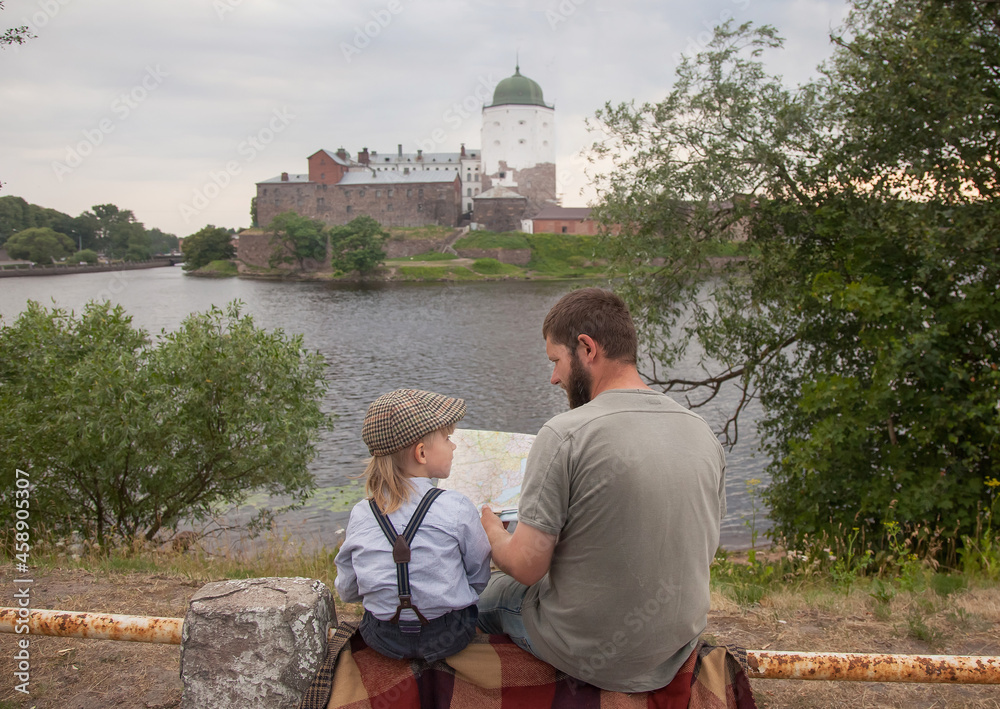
[1,564,998,708]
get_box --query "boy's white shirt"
[334,477,492,621]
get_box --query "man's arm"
[481,506,556,586]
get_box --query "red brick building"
[529,206,598,235]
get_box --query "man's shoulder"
[543,389,697,431]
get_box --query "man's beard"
[565,350,593,409]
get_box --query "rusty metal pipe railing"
[2,608,999,684]
[0,607,182,645]
[746,650,1000,684]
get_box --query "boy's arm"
[333,514,363,603]
[457,496,493,593]
[481,506,556,586]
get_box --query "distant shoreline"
[0,258,178,279]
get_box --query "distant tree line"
[0,196,178,263]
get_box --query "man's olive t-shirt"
[519,389,726,692]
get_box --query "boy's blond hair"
[366,423,456,514]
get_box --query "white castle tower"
[480,64,556,213]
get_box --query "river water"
[0,267,767,548]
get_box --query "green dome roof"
[488,65,551,108]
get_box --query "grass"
[471,258,521,276]
[387,225,456,241]
[396,265,482,281]
[386,251,458,261]
[196,259,238,276]
[524,232,607,277]
[20,529,342,594]
[453,231,530,250]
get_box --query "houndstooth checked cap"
[362,389,466,457]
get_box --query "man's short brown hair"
[542,288,638,364]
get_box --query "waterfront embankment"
[0,258,177,278]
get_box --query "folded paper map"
[437,429,535,520]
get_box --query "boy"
[335,388,491,662]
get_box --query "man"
[478,287,727,692]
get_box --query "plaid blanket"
[300,621,756,709]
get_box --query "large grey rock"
[180,577,335,709]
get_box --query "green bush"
[471,258,519,275]
[0,300,330,546]
[71,249,99,264]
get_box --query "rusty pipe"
[0,607,182,644]
[746,650,1000,683]
[2,608,999,684]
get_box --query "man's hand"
[480,506,556,586]
[480,505,506,535]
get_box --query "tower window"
[518,139,526,144]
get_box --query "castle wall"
[473,197,528,233]
[256,178,461,231]
[236,230,329,272]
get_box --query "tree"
[0,300,331,546]
[250,196,258,227]
[148,228,179,255]
[0,196,33,246]
[80,204,151,260]
[181,225,235,270]
[329,215,388,275]
[268,210,327,271]
[0,1,33,49]
[5,227,75,263]
[589,1,1000,556]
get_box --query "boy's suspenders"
[368,488,444,626]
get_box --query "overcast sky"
[1,0,848,237]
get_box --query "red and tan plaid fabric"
[300,621,757,709]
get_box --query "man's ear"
[577,334,599,363]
